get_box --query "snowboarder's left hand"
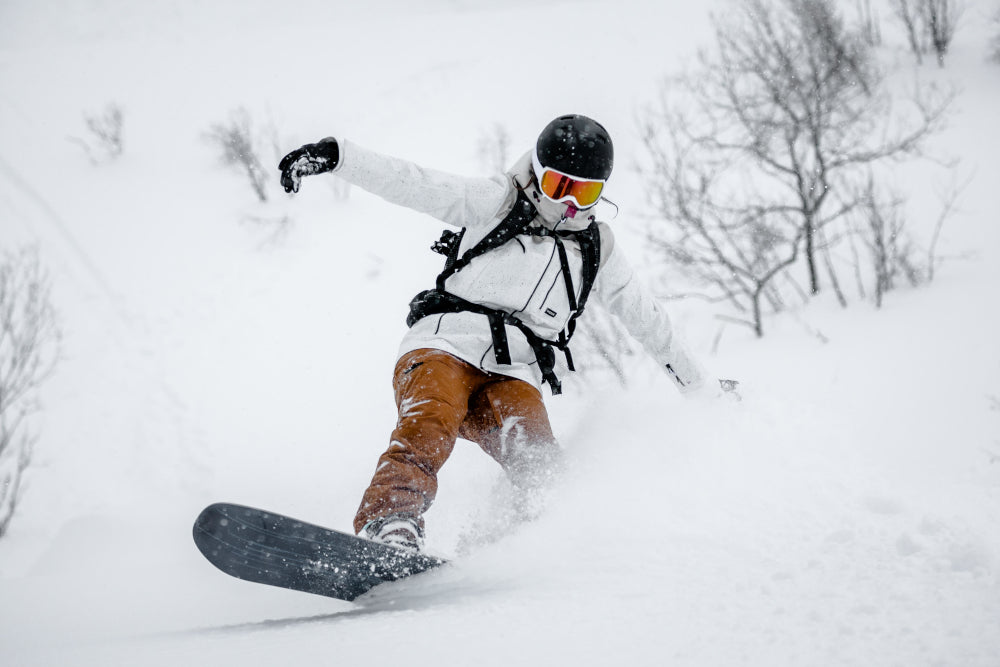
[278,137,340,193]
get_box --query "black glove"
[278,137,340,193]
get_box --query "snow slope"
[1,1,998,665]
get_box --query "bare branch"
[0,246,60,538]
[69,102,125,165]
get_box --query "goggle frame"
[531,151,606,210]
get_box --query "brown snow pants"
[353,348,559,534]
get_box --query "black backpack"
[407,188,601,395]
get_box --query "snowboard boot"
[361,515,424,552]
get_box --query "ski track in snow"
[2,1,1000,665]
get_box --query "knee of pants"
[394,395,466,457]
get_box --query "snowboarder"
[278,114,736,552]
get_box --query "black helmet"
[534,114,614,181]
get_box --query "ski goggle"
[532,152,605,209]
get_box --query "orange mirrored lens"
[568,179,604,207]
[539,170,569,199]
[539,169,603,207]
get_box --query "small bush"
[204,107,277,203]
[70,102,124,164]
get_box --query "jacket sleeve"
[593,229,709,394]
[332,139,511,229]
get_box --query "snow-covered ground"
[1,1,999,665]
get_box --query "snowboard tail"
[193,503,445,601]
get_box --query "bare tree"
[640,108,804,337]
[0,246,60,539]
[854,178,912,308]
[841,166,964,307]
[892,0,964,66]
[640,0,951,334]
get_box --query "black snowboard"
[193,503,446,601]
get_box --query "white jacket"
[333,139,708,394]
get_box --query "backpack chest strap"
[406,289,565,394]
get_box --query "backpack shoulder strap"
[435,188,536,291]
[556,221,602,370]
[573,221,602,313]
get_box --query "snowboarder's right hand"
[685,378,742,402]
[278,137,340,193]
[718,379,741,402]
